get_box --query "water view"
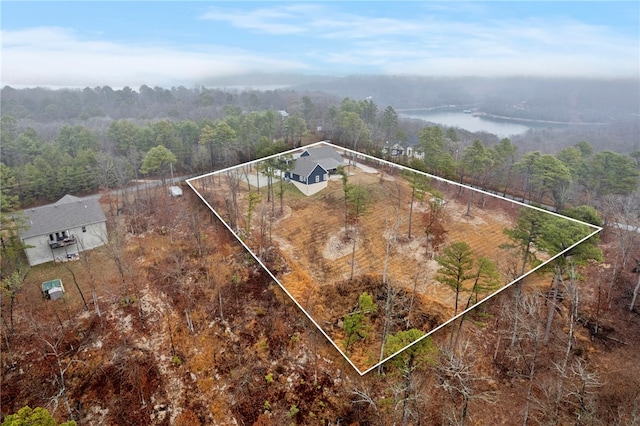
[399,109,532,137]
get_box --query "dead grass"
[4,175,638,425]
[195,162,544,370]
[2,189,251,425]
[265,169,520,314]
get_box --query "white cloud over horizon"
[1,27,310,88]
[2,2,638,88]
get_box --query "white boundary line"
[187,141,603,376]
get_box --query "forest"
[1,83,640,425]
[1,84,638,208]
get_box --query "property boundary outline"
[186,141,603,376]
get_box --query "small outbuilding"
[169,186,183,197]
[42,279,65,300]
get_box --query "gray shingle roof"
[301,146,344,169]
[317,157,342,171]
[292,158,326,178]
[20,195,107,239]
[290,144,344,179]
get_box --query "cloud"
[199,4,322,35]
[199,3,639,78]
[379,54,628,78]
[1,27,310,88]
[332,20,636,77]
[2,4,638,88]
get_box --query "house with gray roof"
[299,146,344,173]
[285,145,344,196]
[382,141,425,161]
[20,194,108,266]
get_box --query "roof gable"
[20,195,107,239]
[292,158,327,179]
[301,146,344,166]
[55,194,82,205]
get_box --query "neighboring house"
[286,145,345,196]
[382,142,405,158]
[405,143,425,160]
[383,141,425,161]
[20,194,108,266]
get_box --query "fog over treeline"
[4,75,639,122]
[1,76,638,208]
[295,75,640,122]
[2,76,639,155]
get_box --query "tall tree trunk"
[511,238,535,347]
[408,187,415,239]
[406,274,420,328]
[543,269,562,346]
[453,277,482,352]
[502,165,513,197]
[630,271,640,312]
[350,222,358,281]
[511,283,523,347]
[401,356,415,426]
[279,176,284,214]
[522,323,541,426]
[64,264,89,311]
[449,286,462,348]
[377,282,394,374]
[553,271,578,422]
[383,219,391,285]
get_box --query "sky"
[1,1,639,88]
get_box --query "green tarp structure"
[42,279,65,300]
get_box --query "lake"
[399,110,531,137]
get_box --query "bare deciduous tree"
[101,218,144,321]
[631,259,640,312]
[225,169,242,232]
[437,342,496,426]
[347,184,371,281]
[567,359,602,425]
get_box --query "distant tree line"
[1,85,638,211]
[1,83,639,426]
[404,127,639,211]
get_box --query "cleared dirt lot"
[192,155,590,371]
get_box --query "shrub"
[286,404,299,419]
